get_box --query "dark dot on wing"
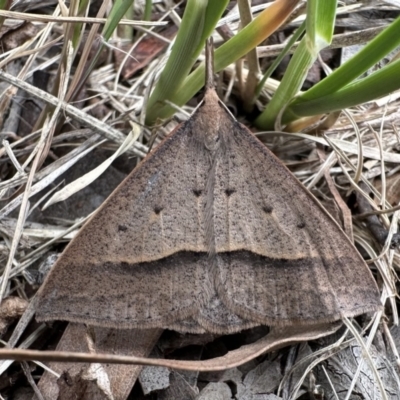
[193,189,202,197]
[154,206,163,215]
[118,225,128,232]
[263,205,273,214]
[225,188,236,197]
[297,221,306,229]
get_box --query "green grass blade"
[144,0,152,21]
[255,19,306,100]
[307,0,337,51]
[146,0,300,125]
[255,0,337,129]
[284,57,400,122]
[255,38,314,128]
[297,15,400,102]
[0,0,12,31]
[102,0,135,40]
[145,0,229,124]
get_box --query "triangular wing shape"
[36,115,218,328]
[36,89,381,333]
[209,102,381,325]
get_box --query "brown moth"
[36,42,381,334]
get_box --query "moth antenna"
[205,37,215,89]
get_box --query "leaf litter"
[0,1,399,399]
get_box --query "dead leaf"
[0,22,38,51]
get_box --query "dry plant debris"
[0,0,399,399]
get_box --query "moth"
[36,42,381,334]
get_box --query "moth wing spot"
[297,221,306,229]
[193,189,202,197]
[263,206,273,214]
[154,206,163,215]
